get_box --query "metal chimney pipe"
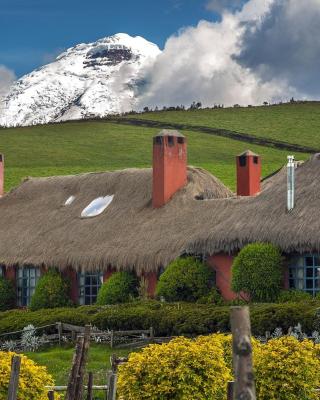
[287,155,295,211]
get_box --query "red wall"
[142,271,158,297]
[153,135,187,208]
[207,254,237,300]
[64,267,78,304]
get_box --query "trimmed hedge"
[232,243,283,302]
[0,277,15,311]
[30,269,71,311]
[96,271,138,305]
[156,257,215,302]
[0,301,319,337]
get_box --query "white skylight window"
[64,195,76,206]
[81,195,114,218]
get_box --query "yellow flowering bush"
[0,351,57,400]
[118,335,232,400]
[254,336,320,400]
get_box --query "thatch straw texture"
[0,154,318,273]
[0,167,231,273]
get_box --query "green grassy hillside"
[124,102,320,149]
[0,119,307,192]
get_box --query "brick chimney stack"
[0,154,4,197]
[236,150,261,196]
[152,130,187,208]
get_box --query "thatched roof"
[0,154,319,273]
[0,167,231,273]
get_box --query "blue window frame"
[289,255,320,296]
[16,267,41,307]
[78,271,103,305]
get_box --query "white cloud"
[138,0,315,109]
[0,65,16,98]
[206,0,245,13]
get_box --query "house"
[0,130,318,306]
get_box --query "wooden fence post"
[7,355,21,400]
[149,327,154,343]
[106,354,117,400]
[110,330,114,349]
[230,306,256,400]
[227,381,234,400]
[65,325,91,400]
[47,390,55,400]
[86,372,93,400]
[57,322,62,346]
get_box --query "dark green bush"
[197,288,225,305]
[30,269,71,311]
[0,277,15,311]
[156,257,215,302]
[96,272,138,305]
[0,301,319,337]
[277,289,313,303]
[232,243,283,302]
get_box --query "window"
[0,265,4,278]
[17,267,41,307]
[177,137,185,144]
[239,156,246,167]
[153,136,163,145]
[253,156,259,164]
[81,195,114,218]
[289,255,320,296]
[64,195,75,206]
[78,271,103,305]
[167,136,175,146]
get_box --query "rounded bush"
[30,269,71,311]
[96,272,138,305]
[0,351,58,399]
[277,289,312,303]
[156,257,215,302]
[254,336,320,400]
[231,243,283,302]
[0,277,15,311]
[118,335,231,400]
[197,288,225,305]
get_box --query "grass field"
[124,102,320,149]
[0,117,308,192]
[26,344,131,397]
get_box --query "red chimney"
[236,150,261,196]
[153,130,187,208]
[0,154,4,197]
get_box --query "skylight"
[81,195,114,218]
[64,195,76,206]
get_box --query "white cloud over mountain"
[0,65,16,98]
[138,0,316,108]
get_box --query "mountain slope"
[0,34,161,127]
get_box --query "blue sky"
[0,0,225,77]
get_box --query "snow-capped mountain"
[0,34,161,127]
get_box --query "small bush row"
[0,301,319,337]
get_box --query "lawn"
[0,120,307,192]
[26,343,131,398]
[123,102,320,149]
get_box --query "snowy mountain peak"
[0,34,161,127]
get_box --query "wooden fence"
[5,307,318,399]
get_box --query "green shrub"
[30,269,71,311]
[197,288,225,305]
[277,289,313,303]
[232,243,283,302]
[96,272,138,305]
[0,277,15,311]
[0,301,319,338]
[156,257,215,302]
